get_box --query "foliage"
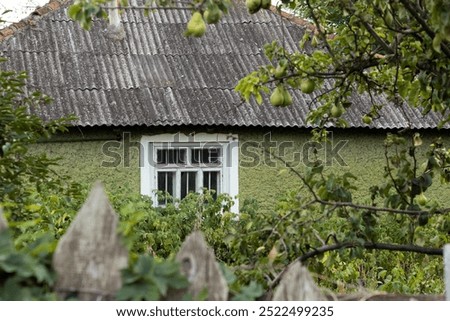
[236,0,450,128]
[68,0,233,31]
[114,190,236,257]
[105,133,449,294]
[3,0,450,299]
[0,59,83,246]
[117,254,189,300]
[0,57,86,299]
[0,229,56,300]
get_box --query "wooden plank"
[333,293,445,301]
[52,182,128,300]
[273,261,326,300]
[445,244,450,301]
[0,208,7,232]
[173,231,228,300]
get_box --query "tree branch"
[384,144,410,205]
[398,0,450,58]
[304,0,336,61]
[315,199,428,216]
[360,20,394,55]
[297,241,443,262]
[269,241,443,291]
[266,143,450,217]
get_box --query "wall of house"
[30,126,450,211]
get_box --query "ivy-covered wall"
[31,126,450,211]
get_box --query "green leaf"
[232,281,264,301]
[133,255,153,276]
[67,4,81,20]
[432,34,442,53]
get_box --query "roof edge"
[268,5,316,32]
[0,0,69,42]
[0,1,315,43]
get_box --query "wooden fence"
[0,182,448,301]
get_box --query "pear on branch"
[246,0,262,14]
[331,104,345,118]
[270,85,293,107]
[413,133,422,147]
[300,78,316,94]
[274,59,288,79]
[185,12,206,37]
[204,6,222,24]
[261,0,271,9]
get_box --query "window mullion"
[198,170,203,194]
[175,170,181,200]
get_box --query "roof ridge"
[0,0,69,42]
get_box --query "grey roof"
[0,0,445,129]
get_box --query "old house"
[1,0,449,211]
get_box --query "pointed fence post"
[52,182,128,300]
[173,231,228,300]
[444,244,450,301]
[273,261,326,301]
[0,208,7,232]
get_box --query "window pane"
[191,149,201,164]
[157,172,174,205]
[209,148,220,163]
[203,171,219,198]
[191,148,221,164]
[157,149,186,164]
[156,149,166,164]
[181,172,196,199]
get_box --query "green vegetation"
[2,0,450,300]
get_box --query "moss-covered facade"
[32,126,450,211]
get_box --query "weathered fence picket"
[444,245,450,301]
[173,231,228,300]
[52,182,128,300]
[0,208,7,232]
[273,261,326,301]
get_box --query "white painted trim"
[445,244,450,301]
[140,132,239,213]
[144,132,236,143]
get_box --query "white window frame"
[140,133,239,213]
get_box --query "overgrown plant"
[0,228,56,300]
[0,59,83,246]
[220,132,450,294]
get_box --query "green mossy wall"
[31,126,450,211]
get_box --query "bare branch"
[266,142,450,217]
[398,0,450,58]
[304,0,336,61]
[298,241,443,262]
[383,144,410,205]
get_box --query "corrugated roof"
[0,0,444,129]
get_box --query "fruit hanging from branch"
[204,5,222,24]
[300,79,316,94]
[185,12,206,37]
[270,84,293,107]
[246,0,262,14]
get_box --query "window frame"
[140,133,239,212]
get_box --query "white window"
[140,133,239,213]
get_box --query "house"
[1,0,449,211]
